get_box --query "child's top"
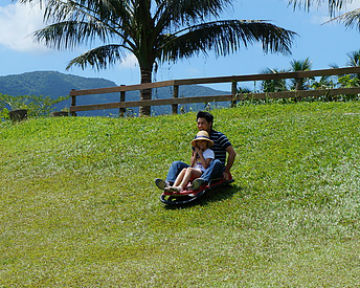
[194,148,215,172]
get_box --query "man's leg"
[191,159,224,189]
[165,161,189,184]
[155,161,189,190]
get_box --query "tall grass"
[1,102,360,287]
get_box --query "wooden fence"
[69,66,360,116]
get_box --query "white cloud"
[310,0,360,23]
[119,53,138,68]
[0,1,47,52]
[310,14,332,25]
[342,1,360,12]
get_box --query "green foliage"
[0,93,29,110]
[1,102,360,286]
[0,93,69,119]
[261,68,288,93]
[338,74,360,88]
[257,56,360,104]
[289,57,313,90]
[310,75,335,90]
[0,107,9,120]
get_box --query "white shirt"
[194,148,215,172]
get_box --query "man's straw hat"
[191,131,214,147]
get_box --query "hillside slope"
[0,70,116,98]
[1,103,360,287]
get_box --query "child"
[166,130,214,193]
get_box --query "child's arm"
[190,149,196,167]
[196,150,213,169]
[198,148,215,169]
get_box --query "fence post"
[231,81,237,107]
[119,85,126,117]
[294,73,302,102]
[70,89,77,116]
[172,85,179,114]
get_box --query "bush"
[0,93,69,120]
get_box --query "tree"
[332,49,360,86]
[19,0,296,116]
[288,0,360,30]
[261,68,288,93]
[289,58,312,90]
[346,49,360,79]
[310,75,334,89]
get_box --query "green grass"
[1,102,360,287]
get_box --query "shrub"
[0,93,69,120]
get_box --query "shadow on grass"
[201,184,242,205]
[163,183,242,210]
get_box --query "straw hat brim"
[191,136,214,147]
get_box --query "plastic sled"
[160,174,234,206]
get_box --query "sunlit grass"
[1,102,360,287]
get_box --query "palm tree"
[261,68,288,93]
[346,49,360,79]
[289,58,312,90]
[288,0,360,30]
[324,52,360,88]
[347,50,360,67]
[310,75,335,89]
[18,0,296,116]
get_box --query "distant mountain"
[0,71,231,116]
[0,71,116,98]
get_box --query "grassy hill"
[1,102,360,287]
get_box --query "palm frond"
[289,58,313,90]
[66,44,130,70]
[346,49,360,68]
[290,57,312,71]
[35,20,114,49]
[261,68,288,92]
[158,0,232,20]
[43,0,131,27]
[154,0,234,33]
[16,0,43,3]
[325,8,360,30]
[288,0,345,16]
[158,20,296,62]
[78,0,131,21]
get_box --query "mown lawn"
[1,102,360,287]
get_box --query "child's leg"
[179,168,202,189]
[173,168,186,187]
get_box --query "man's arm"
[224,145,236,180]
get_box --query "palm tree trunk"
[139,68,152,116]
[294,79,305,102]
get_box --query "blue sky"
[0,0,359,91]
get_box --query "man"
[155,111,236,190]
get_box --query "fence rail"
[69,66,360,116]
